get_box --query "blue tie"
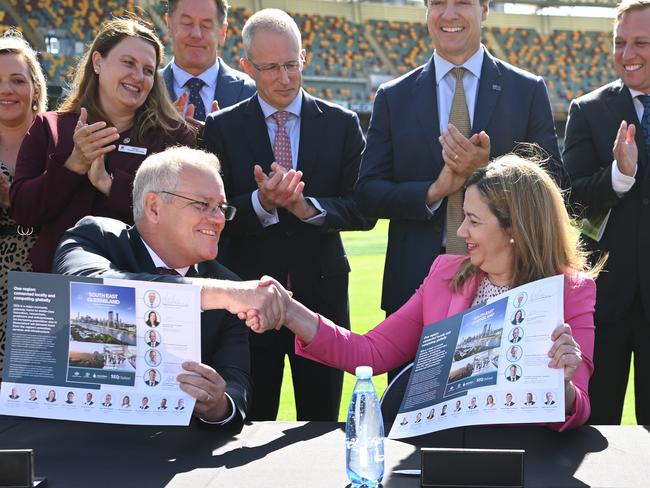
[640,95,650,160]
[185,77,206,121]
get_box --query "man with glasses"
[203,8,374,421]
[161,0,255,126]
[53,146,287,432]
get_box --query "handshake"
[198,276,293,332]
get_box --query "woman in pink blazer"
[247,155,600,431]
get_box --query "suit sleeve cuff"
[199,392,237,425]
[252,190,279,227]
[425,199,443,218]
[611,161,636,196]
[301,197,327,225]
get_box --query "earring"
[32,103,38,111]
[509,238,515,245]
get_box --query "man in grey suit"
[355,1,565,383]
[161,0,256,124]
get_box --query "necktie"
[155,267,180,276]
[185,77,206,121]
[272,111,293,171]
[446,67,471,255]
[640,95,650,160]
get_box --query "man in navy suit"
[563,0,650,425]
[161,0,255,124]
[203,9,375,421]
[355,1,565,374]
[54,146,286,431]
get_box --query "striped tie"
[445,67,471,255]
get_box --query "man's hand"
[425,164,466,206]
[613,120,637,177]
[64,108,119,175]
[200,278,286,330]
[253,163,307,213]
[439,124,490,179]
[177,361,230,422]
[87,154,112,197]
[239,275,293,333]
[174,92,219,134]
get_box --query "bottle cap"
[355,366,373,379]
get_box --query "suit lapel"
[472,50,502,134]
[128,227,158,274]
[605,81,648,170]
[161,62,175,101]
[415,57,441,160]
[447,272,482,316]
[243,96,275,174]
[215,57,242,108]
[296,90,322,176]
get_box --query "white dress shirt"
[251,91,327,227]
[171,61,219,116]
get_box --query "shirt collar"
[629,87,650,99]
[258,90,303,120]
[171,60,219,89]
[434,45,484,85]
[141,238,191,277]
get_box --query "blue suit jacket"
[355,49,564,314]
[160,57,256,110]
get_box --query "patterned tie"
[446,67,471,255]
[155,267,180,276]
[185,77,206,121]
[272,111,293,171]
[640,95,650,161]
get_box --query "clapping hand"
[174,92,219,133]
[613,120,637,177]
[439,124,490,179]
[65,107,119,175]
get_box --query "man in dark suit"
[355,0,564,368]
[203,9,374,421]
[563,0,650,425]
[54,146,286,431]
[161,0,256,124]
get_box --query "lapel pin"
[492,85,502,91]
[123,137,130,144]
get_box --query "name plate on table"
[421,448,524,488]
[0,449,46,488]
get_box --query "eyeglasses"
[247,59,303,75]
[158,191,237,220]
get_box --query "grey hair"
[242,8,302,58]
[132,146,221,222]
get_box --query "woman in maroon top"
[10,17,195,271]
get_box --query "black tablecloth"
[0,416,648,487]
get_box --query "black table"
[0,416,648,487]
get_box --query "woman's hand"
[87,154,112,196]
[548,323,582,383]
[64,108,119,175]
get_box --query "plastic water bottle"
[345,365,385,488]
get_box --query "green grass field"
[276,220,637,425]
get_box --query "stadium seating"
[0,1,620,114]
